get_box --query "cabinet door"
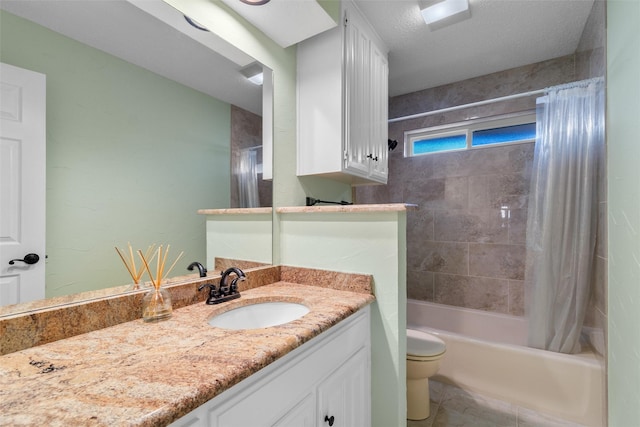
[169,404,207,427]
[368,40,389,183]
[272,393,316,427]
[343,6,388,184]
[343,8,372,179]
[317,347,371,427]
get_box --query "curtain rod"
[388,88,546,123]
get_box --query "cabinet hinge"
[344,150,348,160]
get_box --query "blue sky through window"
[414,134,466,154]
[472,123,536,146]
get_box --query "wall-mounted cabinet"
[297,0,388,185]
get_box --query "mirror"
[0,0,273,315]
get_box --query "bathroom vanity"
[172,305,370,426]
[0,269,374,426]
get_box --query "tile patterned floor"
[407,381,589,427]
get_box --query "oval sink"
[208,301,310,330]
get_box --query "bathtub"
[407,299,605,426]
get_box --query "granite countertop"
[196,203,417,216]
[0,282,374,427]
[275,203,418,213]
[197,207,272,215]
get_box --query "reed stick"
[115,247,136,281]
[138,249,157,289]
[164,251,184,279]
[156,245,162,288]
[128,242,137,281]
[137,245,182,290]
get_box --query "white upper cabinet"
[297,0,389,185]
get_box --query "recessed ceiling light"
[239,0,271,5]
[420,0,470,30]
[183,15,210,32]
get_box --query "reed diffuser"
[138,245,184,322]
[115,243,157,289]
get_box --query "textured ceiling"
[2,0,597,107]
[354,0,596,97]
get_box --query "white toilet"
[406,329,446,420]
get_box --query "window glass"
[404,112,536,157]
[414,134,467,154]
[472,123,536,147]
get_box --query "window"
[405,112,536,157]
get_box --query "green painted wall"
[317,0,341,23]
[279,211,407,427]
[606,1,640,424]
[0,10,231,296]
[205,213,273,269]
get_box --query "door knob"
[9,253,40,265]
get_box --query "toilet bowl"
[406,329,446,420]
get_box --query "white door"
[0,62,46,306]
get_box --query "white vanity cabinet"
[170,307,371,427]
[297,0,388,185]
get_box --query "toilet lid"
[407,329,446,356]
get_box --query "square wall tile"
[434,209,509,243]
[409,241,469,274]
[434,273,510,313]
[468,173,530,210]
[469,243,526,280]
[408,209,435,241]
[408,270,434,301]
[508,208,528,244]
[508,280,525,316]
[404,177,468,210]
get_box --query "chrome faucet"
[198,267,245,305]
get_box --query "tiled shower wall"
[356,1,605,324]
[356,57,576,317]
[230,105,272,208]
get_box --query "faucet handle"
[198,282,221,304]
[197,282,211,292]
[229,277,242,293]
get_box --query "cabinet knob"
[324,415,335,426]
[366,154,379,161]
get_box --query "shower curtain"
[237,148,259,208]
[526,78,604,354]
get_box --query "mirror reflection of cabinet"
[297,0,388,185]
